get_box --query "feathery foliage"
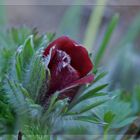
[0,28,113,140]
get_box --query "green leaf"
[18,84,31,98]
[15,54,22,82]
[78,100,107,114]
[77,92,107,105]
[4,77,28,113]
[84,0,107,52]
[46,33,56,43]
[94,71,107,83]
[95,14,119,66]
[112,117,136,128]
[104,111,115,123]
[95,95,135,131]
[10,27,31,45]
[52,98,69,115]
[0,27,31,49]
[0,27,31,82]
[15,35,35,81]
[24,56,46,101]
[68,99,107,115]
[20,35,35,66]
[68,84,108,111]
[73,116,105,125]
[0,49,12,81]
[45,92,59,114]
[84,84,108,96]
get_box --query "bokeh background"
[1,0,140,90]
[0,0,140,139]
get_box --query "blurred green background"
[0,0,140,139]
[1,0,140,91]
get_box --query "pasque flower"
[43,36,94,100]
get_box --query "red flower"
[43,36,94,100]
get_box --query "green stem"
[84,0,107,52]
[103,128,109,140]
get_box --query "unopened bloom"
[43,36,94,100]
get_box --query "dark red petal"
[59,74,94,94]
[47,50,80,96]
[43,36,76,56]
[43,36,93,77]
